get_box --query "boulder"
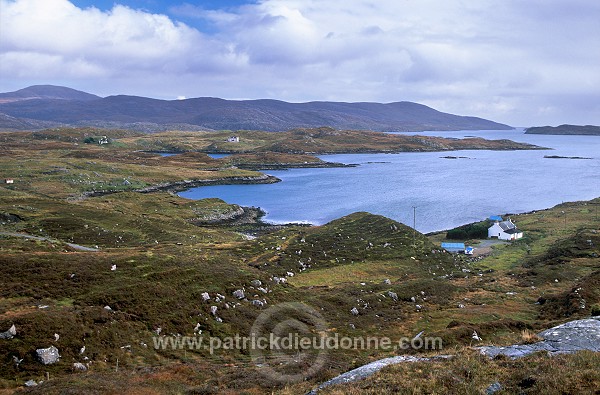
[0,324,16,339]
[36,346,60,365]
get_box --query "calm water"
[157,152,231,159]
[178,129,600,232]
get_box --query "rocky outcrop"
[306,355,453,394]
[308,318,600,394]
[479,317,600,359]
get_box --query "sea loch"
[179,129,600,233]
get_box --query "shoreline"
[68,174,281,201]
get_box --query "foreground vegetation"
[0,127,597,394]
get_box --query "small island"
[525,124,600,136]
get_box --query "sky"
[1,0,599,127]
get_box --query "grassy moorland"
[0,128,597,394]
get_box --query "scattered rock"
[210,306,218,315]
[24,380,38,387]
[0,324,16,339]
[201,292,210,301]
[36,346,60,365]
[387,291,398,301]
[73,362,88,371]
[252,300,264,307]
[251,279,262,287]
[13,356,23,367]
[232,289,245,299]
[350,307,359,316]
[383,278,391,285]
[486,382,503,394]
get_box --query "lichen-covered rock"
[350,307,359,316]
[232,289,245,299]
[251,279,262,287]
[36,346,60,365]
[73,362,87,371]
[479,317,600,359]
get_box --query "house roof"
[504,228,522,234]
[441,242,465,251]
[441,242,465,248]
[498,220,516,231]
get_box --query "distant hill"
[525,125,600,136]
[0,85,513,132]
[0,85,100,103]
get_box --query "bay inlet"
[178,129,600,233]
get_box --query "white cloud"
[1,0,599,125]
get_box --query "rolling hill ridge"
[0,85,513,132]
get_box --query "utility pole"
[412,206,417,248]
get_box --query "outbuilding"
[441,242,466,253]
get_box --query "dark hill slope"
[0,85,100,102]
[525,124,600,136]
[0,86,512,132]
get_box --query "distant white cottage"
[226,136,240,143]
[488,219,523,241]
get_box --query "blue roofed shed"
[441,242,466,253]
[489,215,503,222]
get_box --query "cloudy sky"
[1,0,599,126]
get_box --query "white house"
[226,136,240,143]
[488,219,523,241]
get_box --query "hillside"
[525,124,600,136]
[0,128,596,393]
[0,85,513,132]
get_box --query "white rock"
[232,289,245,299]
